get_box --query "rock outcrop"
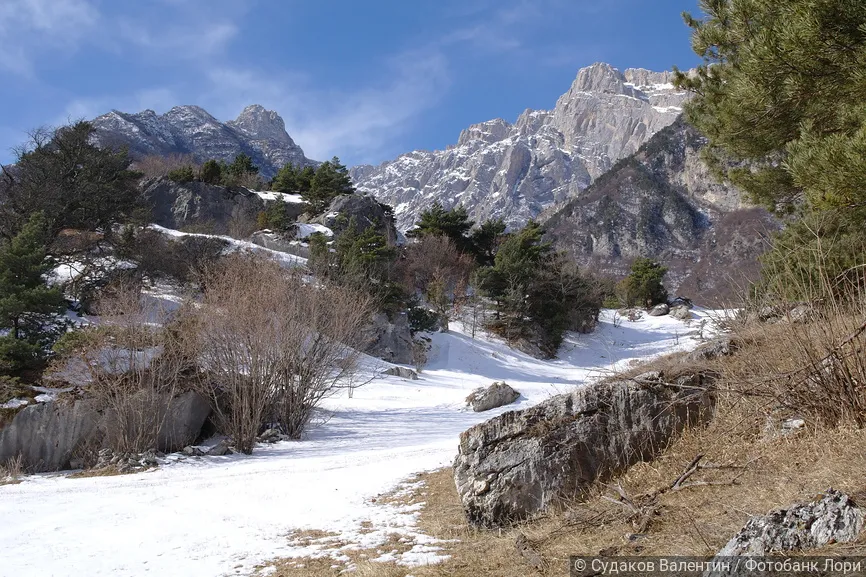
[715,489,864,557]
[0,392,211,472]
[453,370,715,528]
[465,382,521,412]
[92,104,316,178]
[310,194,398,246]
[543,117,779,302]
[141,177,267,233]
[362,312,414,365]
[351,63,692,230]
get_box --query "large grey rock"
[382,366,419,380]
[466,382,520,412]
[648,303,670,316]
[92,104,316,178]
[0,391,210,472]
[312,194,397,246]
[157,391,211,453]
[670,304,693,320]
[352,63,694,231]
[685,337,738,363]
[0,400,100,472]
[141,177,265,234]
[715,489,864,558]
[453,371,714,528]
[362,312,414,365]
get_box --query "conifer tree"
[0,213,66,373]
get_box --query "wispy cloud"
[0,0,99,76]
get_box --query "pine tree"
[470,218,507,266]
[0,213,66,373]
[226,153,258,177]
[410,202,475,253]
[200,159,222,185]
[619,258,668,308]
[674,0,866,296]
[304,157,355,213]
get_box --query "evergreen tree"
[226,153,258,177]
[619,258,668,308]
[304,157,355,213]
[0,121,141,241]
[410,202,475,253]
[0,213,66,373]
[470,218,507,266]
[673,0,866,296]
[199,159,223,185]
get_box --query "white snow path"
[0,310,719,577]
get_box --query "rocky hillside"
[543,117,780,302]
[91,104,316,178]
[350,63,692,230]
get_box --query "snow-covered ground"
[0,310,719,577]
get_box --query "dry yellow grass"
[260,310,866,576]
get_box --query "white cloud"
[0,0,100,76]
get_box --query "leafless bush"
[0,455,23,484]
[57,282,191,453]
[133,154,200,180]
[187,254,373,453]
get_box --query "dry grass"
[66,465,149,479]
[263,308,866,576]
[0,455,24,485]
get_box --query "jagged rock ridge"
[91,104,316,178]
[542,116,780,302]
[350,63,692,230]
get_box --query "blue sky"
[0,0,703,167]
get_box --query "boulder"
[684,337,738,363]
[465,382,520,412]
[157,391,212,453]
[787,303,814,324]
[382,366,419,380]
[362,312,414,365]
[0,400,101,472]
[248,230,306,255]
[670,305,692,320]
[715,489,864,558]
[453,371,715,528]
[648,303,670,316]
[141,177,266,234]
[669,296,693,309]
[313,194,397,246]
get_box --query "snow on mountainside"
[91,104,317,178]
[350,63,693,230]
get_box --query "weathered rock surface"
[141,177,266,233]
[453,370,715,528]
[543,117,779,303]
[311,194,398,246]
[92,104,316,178]
[362,312,414,365]
[648,303,670,317]
[352,63,692,230]
[0,391,211,472]
[382,366,419,380]
[0,400,100,472]
[465,382,521,412]
[684,337,738,363]
[715,489,864,557]
[670,304,693,320]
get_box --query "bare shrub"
[399,235,475,331]
[56,282,191,453]
[188,254,373,453]
[134,154,200,180]
[0,455,23,484]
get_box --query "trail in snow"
[0,309,720,577]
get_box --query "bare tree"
[55,282,190,454]
[188,254,373,453]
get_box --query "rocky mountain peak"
[351,62,694,230]
[570,62,630,94]
[91,104,315,177]
[456,118,513,146]
[227,104,291,143]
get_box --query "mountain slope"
[91,104,316,178]
[350,63,692,230]
[543,117,780,301]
